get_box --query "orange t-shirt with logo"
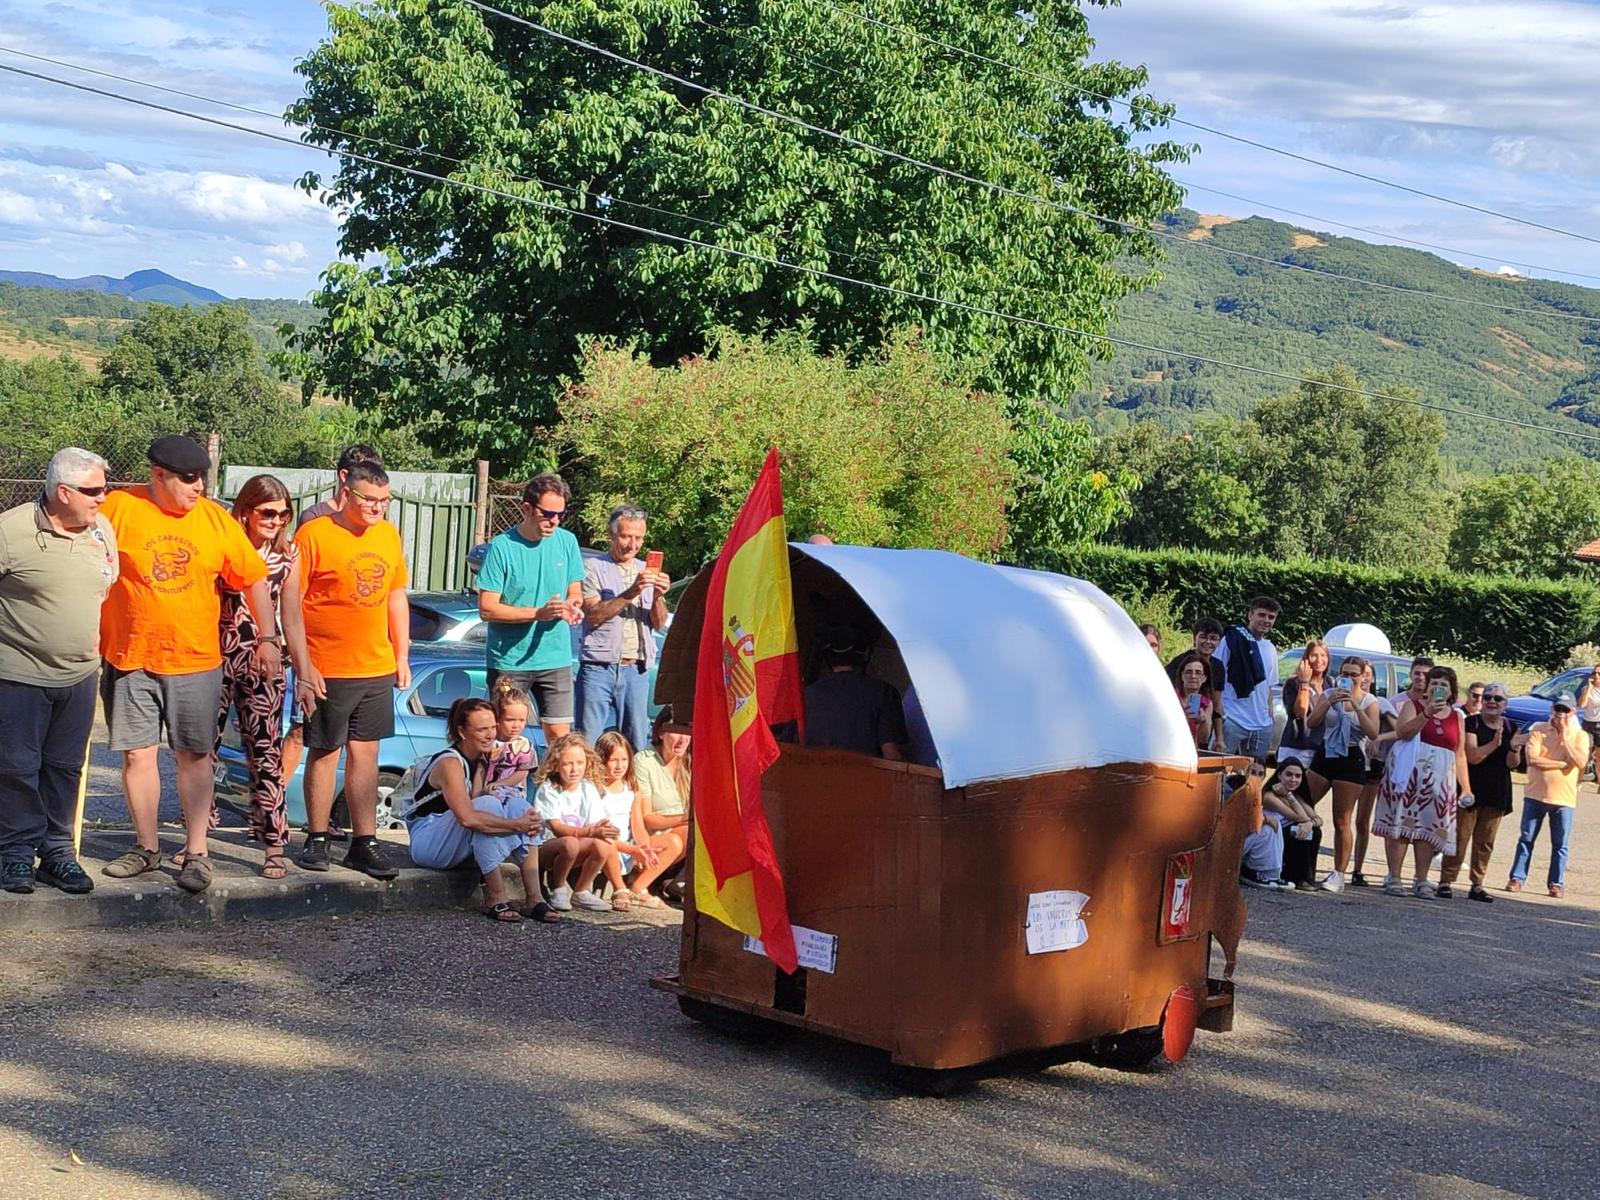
[99,487,269,674]
[294,517,409,679]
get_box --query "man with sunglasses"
[98,435,277,893]
[477,473,585,742]
[294,461,410,878]
[0,448,119,896]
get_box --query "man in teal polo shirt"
[476,473,585,741]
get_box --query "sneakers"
[1318,870,1345,894]
[1383,875,1407,896]
[102,846,161,879]
[1436,883,1453,899]
[1239,871,1275,889]
[342,837,399,881]
[1,861,34,893]
[298,833,332,872]
[572,889,610,911]
[1349,871,1370,888]
[1505,878,1523,893]
[1468,886,1494,903]
[1414,878,1438,899]
[548,885,574,912]
[1293,880,1318,892]
[36,858,94,895]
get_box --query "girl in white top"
[595,730,689,910]
[531,734,615,912]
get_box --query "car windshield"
[1531,668,1586,699]
[410,605,460,642]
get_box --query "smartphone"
[645,549,663,572]
[1185,693,1203,716]
[1429,681,1450,705]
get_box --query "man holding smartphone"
[577,503,670,749]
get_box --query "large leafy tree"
[288,0,1188,465]
[1449,458,1600,580]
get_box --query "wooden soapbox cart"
[649,544,1253,1086]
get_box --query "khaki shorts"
[100,663,224,754]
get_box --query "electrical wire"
[462,0,1600,327]
[816,0,1600,248]
[3,58,1595,446]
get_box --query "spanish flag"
[691,449,805,972]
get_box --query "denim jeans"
[575,660,652,750]
[0,674,99,864]
[1509,798,1575,889]
[1223,716,1272,763]
[408,793,532,877]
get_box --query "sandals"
[484,901,524,924]
[612,889,635,911]
[102,846,162,879]
[176,854,214,894]
[261,852,289,880]
[633,891,667,910]
[519,901,563,923]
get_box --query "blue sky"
[1,0,1598,298]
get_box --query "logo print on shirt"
[144,535,198,594]
[348,553,390,606]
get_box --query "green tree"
[288,0,1188,466]
[554,330,1013,567]
[1449,457,1600,579]
[1005,407,1135,559]
[1092,419,1266,552]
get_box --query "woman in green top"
[628,706,691,898]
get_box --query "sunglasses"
[533,505,565,522]
[1482,695,1506,702]
[162,470,204,485]
[65,483,108,498]
[255,506,293,522]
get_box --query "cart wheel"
[677,995,779,1042]
[886,1062,972,1097]
[1086,1026,1165,1070]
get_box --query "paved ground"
[1,794,1594,1199]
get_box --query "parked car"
[409,589,488,644]
[1504,666,1593,728]
[1270,645,1416,749]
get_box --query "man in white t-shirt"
[1213,596,1281,763]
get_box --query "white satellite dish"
[1324,622,1391,654]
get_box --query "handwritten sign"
[1025,889,1090,955]
[744,925,839,974]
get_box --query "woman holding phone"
[1173,656,1216,749]
[1278,639,1331,768]
[1305,655,1382,893]
[1372,665,1472,898]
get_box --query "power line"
[816,1,1600,248]
[463,0,1600,328]
[4,59,1594,447]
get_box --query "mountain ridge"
[0,267,226,306]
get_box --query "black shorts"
[305,674,396,750]
[486,666,574,726]
[1311,748,1367,787]
[1365,758,1385,783]
[1583,719,1600,740]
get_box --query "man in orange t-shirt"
[293,461,410,879]
[98,436,278,894]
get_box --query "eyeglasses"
[1468,692,1484,701]
[533,505,565,522]
[348,490,390,510]
[64,484,108,498]
[255,507,292,522]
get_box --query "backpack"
[388,747,466,822]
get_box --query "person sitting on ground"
[803,625,908,760]
[1305,655,1382,893]
[531,733,620,912]
[1508,692,1588,900]
[1442,683,1524,902]
[594,730,679,910]
[633,707,691,902]
[487,681,536,794]
[1263,759,1324,891]
[1237,765,1288,890]
[403,697,556,924]
[1174,657,1216,750]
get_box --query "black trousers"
[0,674,98,864]
[1281,821,1324,886]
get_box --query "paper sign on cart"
[1025,890,1090,954]
[744,925,838,973]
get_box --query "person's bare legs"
[1412,840,1435,884]
[538,837,579,888]
[540,720,570,743]
[1330,781,1361,875]
[281,724,305,780]
[1353,780,1379,876]
[1383,836,1408,882]
[341,738,380,837]
[303,747,340,833]
[574,839,606,892]
[628,832,686,893]
[481,867,508,907]
[596,844,629,895]
[121,744,163,851]
[1305,768,1332,806]
[517,855,548,906]
[176,749,216,857]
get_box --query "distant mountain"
[1083,211,1600,471]
[0,267,226,306]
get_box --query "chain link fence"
[0,446,154,512]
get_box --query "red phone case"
[645,550,663,571]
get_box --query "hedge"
[1034,544,1600,671]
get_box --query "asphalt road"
[1,800,1595,1199]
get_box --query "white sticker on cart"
[743,925,839,973]
[1025,890,1090,955]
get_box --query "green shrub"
[1037,544,1600,670]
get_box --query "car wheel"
[1085,1026,1166,1071]
[330,770,407,831]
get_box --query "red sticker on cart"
[1161,850,1196,942]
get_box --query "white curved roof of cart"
[793,543,1199,788]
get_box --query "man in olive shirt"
[0,448,119,895]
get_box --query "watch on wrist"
[258,634,283,646]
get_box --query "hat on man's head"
[1553,691,1578,712]
[147,435,210,475]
